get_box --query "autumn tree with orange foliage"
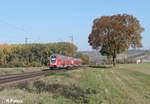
[88,14,144,67]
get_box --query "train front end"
[48,54,57,69]
[48,54,64,69]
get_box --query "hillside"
[81,50,107,64]
[81,49,150,63]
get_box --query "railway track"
[0,66,85,87]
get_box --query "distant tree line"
[0,42,89,67]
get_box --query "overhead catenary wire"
[0,18,34,44]
[0,18,31,34]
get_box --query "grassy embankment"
[0,64,150,104]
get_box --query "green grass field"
[0,64,150,104]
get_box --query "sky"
[0,0,149,51]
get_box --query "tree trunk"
[112,56,116,67]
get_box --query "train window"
[50,55,56,63]
[51,55,56,59]
[51,60,56,63]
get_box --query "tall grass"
[0,63,150,104]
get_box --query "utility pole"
[25,37,30,45]
[69,35,74,56]
[69,35,74,44]
[25,37,30,66]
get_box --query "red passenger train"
[48,54,81,69]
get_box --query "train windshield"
[50,55,56,63]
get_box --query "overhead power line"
[0,18,30,34]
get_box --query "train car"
[48,54,81,69]
[73,58,82,67]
